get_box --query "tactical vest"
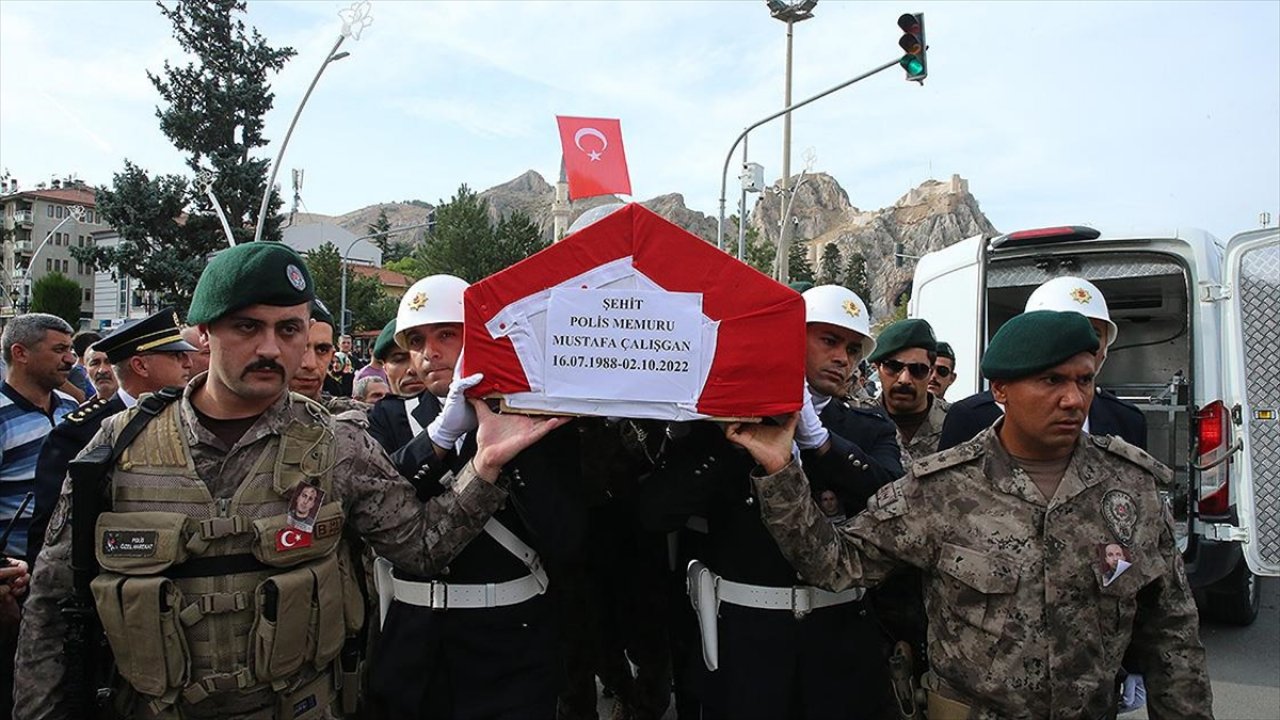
[89,395,365,719]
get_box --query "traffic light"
[897,12,927,83]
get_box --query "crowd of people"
[0,238,1212,720]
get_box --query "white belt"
[390,570,545,610]
[716,577,864,619]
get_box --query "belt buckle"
[430,581,448,610]
[791,586,812,620]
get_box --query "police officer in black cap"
[25,307,197,567]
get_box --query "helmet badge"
[842,299,861,317]
[1070,287,1092,304]
[408,293,428,311]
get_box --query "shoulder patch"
[867,479,909,520]
[912,438,983,478]
[1092,434,1173,484]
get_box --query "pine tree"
[818,243,842,285]
[397,185,550,283]
[366,208,413,264]
[306,242,397,333]
[787,242,815,285]
[843,251,871,302]
[31,273,84,328]
[75,0,295,310]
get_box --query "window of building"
[47,205,54,218]
[46,258,53,271]
[56,206,64,219]
[84,289,92,303]
[63,259,70,273]
[77,261,84,275]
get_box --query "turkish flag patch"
[276,527,313,552]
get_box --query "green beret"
[868,318,936,363]
[372,318,398,361]
[981,310,1100,380]
[935,341,955,361]
[311,299,336,343]
[787,280,814,294]
[187,242,315,325]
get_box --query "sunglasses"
[880,359,932,380]
[932,365,952,378]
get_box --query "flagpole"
[715,56,901,252]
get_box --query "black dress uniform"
[643,406,902,720]
[25,394,125,568]
[937,387,1147,451]
[367,399,587,720]
[366,391,442,462]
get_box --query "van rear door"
[1223,228,1280,577]
[909,234,986,399]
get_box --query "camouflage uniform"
[751,425,1212,720]
[15,382,506,720]
[857,394,949,464]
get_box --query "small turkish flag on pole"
[556,116,632,200]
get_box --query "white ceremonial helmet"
[394,274,470,348]
[567,202,628,235]
[1024,276,1117,347]
[801,284,876,358]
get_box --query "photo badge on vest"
[1098,542,1133,587]
[276,481,324,551]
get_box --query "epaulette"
[1090,434,1173,483]
[912,437,984,478]
[66,395,111,424]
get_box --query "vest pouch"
[91,574,190,699]
[310,554,346,668]
[96,511,191,575]
[251,502,345,568]
[250,565,315,682]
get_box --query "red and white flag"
[556,116,632,200]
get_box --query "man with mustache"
[928,341,957,400]
[16,243,565,719]
[860,318,950,463]
[0,313,78,717]
[25,307,196,569]
[729,310,1212,719]
[84,346,118,400]
[937,276,1146,452]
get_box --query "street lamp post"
[11,204,86,314]
[338,221,434,336]
[767,0,818,281]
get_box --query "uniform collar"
[179,376,303,450]
[981,423,1097,508]
[117,387,137,408]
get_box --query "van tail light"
[1195,400,1231,518]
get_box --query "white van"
[909,225,1279,624]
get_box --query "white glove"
[427,372,484,450]
[794,385,830,451]
[1118,673,1146,714]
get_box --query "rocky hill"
[750,173,999,318]
[293,170,998,320]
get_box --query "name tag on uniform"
[102,531,158,557]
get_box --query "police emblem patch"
[408,292,427,311]
[1102,489,1138,546]
[286,264,307,291]
[1070,287,1092,304]
[842,299,861,317]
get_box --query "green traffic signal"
[897,12,927,82]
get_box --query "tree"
[787,241,815,285]
[393,185,549,283]
[818,243,842,285]
[843,251,870,302]
[75,0,295,311]
[367,208,413,265]
[31,273,83,328]
[305,242,397,333]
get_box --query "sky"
[1,0,1278,243]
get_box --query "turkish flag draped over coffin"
[463,204,805,421]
